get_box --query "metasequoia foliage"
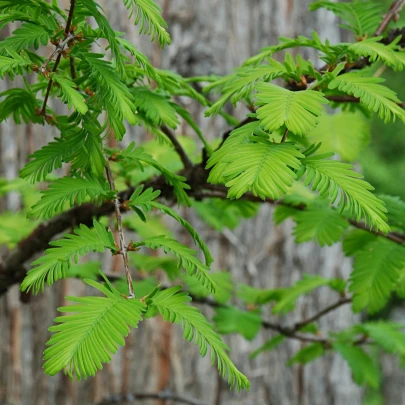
[2,0,405,394]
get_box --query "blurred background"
[1,1,405,404]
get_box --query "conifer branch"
[375,0,405,36]
[105,160,135,298]
[40,0,77,115]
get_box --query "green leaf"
[342,229,377,257]
[250,335,285,359]
[0,47,32,78]
[76,0,124,74]
[182,271,233,304]
[209,139,303,200]
[122,142,191,206]
[299,152,389,233]
[349,37,405,71]
[130,87,179,129]
[65,261,101,280]
[306,111,370,162]
[272,274,342,314]
[28,175,111,219]
[0,22,49,51]
[349,239,405,314]
[121,0,171,47]
[333,343,379,388]
[379,195,405,232]
[52,75,88,114]
[129,186,213,266]
[293,206,349,246]
[310,1,383,37]
[328,73,405,124]
[357,322,405,356]
[0,86,43,124]
[204,64,286,116]
[44,278,144,379]
[213,307,261,340]
[255,83,328,135]
[133,235,217,293]
[287,343,324,365]
[21,220,116,294]
[150,286,250,390]
[77,52,136,140]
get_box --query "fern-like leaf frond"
[122,0,171,47]
[21,220,116,294]
[28,176,111,219]
[44,277,144,379]
[52,75,88,115]
[129,186,214,266]
[149,286,250,390]
[133,236,216,293]
[328,73,405,124]
[209,138,304,200]
[349,239,405,313]
[255,83,328,135]
[298,152,389,232]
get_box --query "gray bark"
[0,1,400,405]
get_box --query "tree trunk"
[0,1,399,404]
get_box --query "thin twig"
[105,160,135,298]
[40,0,77,115]
[375,0,405,36]
[161,125,193,170]
[292,298,352,331]
[280,128,289,143]
[96,391,207,405]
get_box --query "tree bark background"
[0,1,402,404]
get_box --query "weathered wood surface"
[0,1,401,404]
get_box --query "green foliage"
[310,1,383,37]
[148,286,250,390]
[333,343,380,388]
[255,83,328,135]
[52,75,88,114]
[298,151,389,232]
[349,238,405,313]
[271,274,345,314]
[250,335,285,359]
[208,138,304,200]
[327,73,405,124]
[0,22,49,52]
[287,343,325,365]
[133,236,217,293]
[21,220,116,294]
[28,175,112,219]
[5,0,405,392]
[292,206,349,246]
[306,111,370,161]
[44,276,144,379]
[213,307,262,340]
[129,186,213,265]
[121,0,171,47]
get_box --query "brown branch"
[95,392,207,405]
[160,125,193,170]
[105,160,135,298]
[375,0,405,36]
[40,0,77,115]
[292,297,352,331]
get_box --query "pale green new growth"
[255,83,328,135]
[150,286,250,390]
[44,277,144,379]
[21,220,116,294]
